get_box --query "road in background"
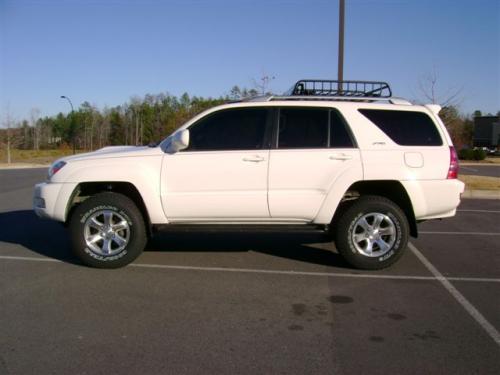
[460,164,500,177]
[0,168,47,194]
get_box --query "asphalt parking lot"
[0,168,499,375]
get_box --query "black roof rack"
[285,79,392,98]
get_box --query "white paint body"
[33,100,465,226]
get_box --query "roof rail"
[228,80,413,105]
[245,95,273,102]
[285,79,392,98]
[226,95,273,103]
[268,96,412,105]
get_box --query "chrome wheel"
[351,212,396,257]
[84,210,130,256]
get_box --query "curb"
[0,164,49,170]
[460,163,500,167]
[462,190,500,199]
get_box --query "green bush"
[458,149,474,160]
[473,149,487,160]
[459,148,487,160]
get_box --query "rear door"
[267,107,361,220]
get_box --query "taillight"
[447,146,458,179]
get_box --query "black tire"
[69,192,147,268]
[334,195,409,270]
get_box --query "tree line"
[0,85,497,157]
[0,88,256,153]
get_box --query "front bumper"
[33,182,78,222]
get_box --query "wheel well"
[334,180,418,238]
[66,181,151,235]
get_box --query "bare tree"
[129,96,142,146]
[1,109,22,164]
[416,67,463,107]
[90,107,96,151]
[252,74,275,96]
[416,68,470,148]
[31,108,41,150]
[4,114,13,164]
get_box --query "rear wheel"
[334,195,409,270]
[69,192,147,268]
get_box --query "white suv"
[33,80,464,269]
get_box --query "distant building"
[473,116,500,148]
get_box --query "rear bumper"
[33,182,78,222]
[402,179,465,220]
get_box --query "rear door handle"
[329,154,353,161]
[243,156,266,163]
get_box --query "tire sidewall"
[346,210,403,263]
[70,194,146,268]
[336,197,409,269]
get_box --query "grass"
[460,157,500,164]
[484,157,500,164]
[459,175,500,191]
[0,149,78,165]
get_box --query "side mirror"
[169,129,190,153]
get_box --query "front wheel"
[69,192,147,268]
[334,195,409,270]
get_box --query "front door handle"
[329,154,353,161]
[243,156,266,163]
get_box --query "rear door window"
[277,108,356,149]
[359,109,442,146]
[278,108,329,148]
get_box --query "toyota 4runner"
[33,80,465,269]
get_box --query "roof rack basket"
[285,79,392,98]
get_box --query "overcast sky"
[1,0,499,122]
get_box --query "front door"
[162,107,272,221]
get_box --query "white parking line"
[132,262,437,280]
[420,231,500,236]
[0,255,60,263]
[458,209,500,214]
[0,254,499,283]
[409,243,500,347]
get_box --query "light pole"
[60,95,74,112]
[60,95,75,154]
[338,0,345,92]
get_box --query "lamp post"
[60,95,75,154]
[338,0,345,92]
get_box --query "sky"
[1,0,499,123]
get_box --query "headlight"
[48,161,67,179]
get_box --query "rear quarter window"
[359,109,443,146]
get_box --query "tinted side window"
[187,108,268,151]
[330,110,355,148]
[278,108,329,148]
[359,109,442,146]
